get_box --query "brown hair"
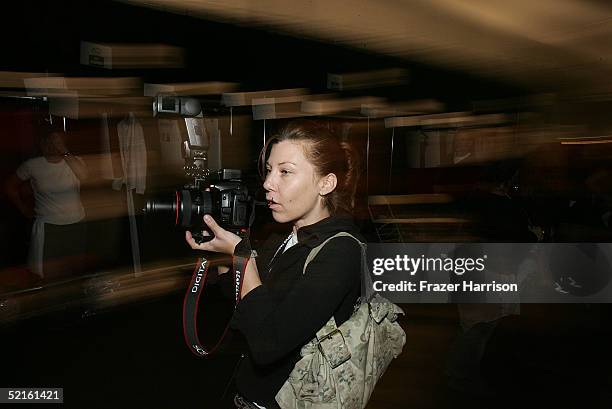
[258,119,361,215]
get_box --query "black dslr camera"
[144,95,252,243]
[145,169,251,243]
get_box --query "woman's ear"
[319,173,338,196]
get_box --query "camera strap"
[183,254,249,357]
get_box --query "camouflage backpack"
[276,232,406,409]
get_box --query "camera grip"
[192,230,215,244]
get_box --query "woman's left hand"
[185,214,242,255]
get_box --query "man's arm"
[5,174,33,218]
[62,153,88,181]
[51,135,88,181]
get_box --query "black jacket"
[230,214,364,407]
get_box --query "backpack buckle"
[317,329,351,368]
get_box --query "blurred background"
[1,1,612,408]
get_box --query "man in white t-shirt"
[6,131,88,279]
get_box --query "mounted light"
[153,94,202,117]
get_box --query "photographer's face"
[263,140,330,229]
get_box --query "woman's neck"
[292,208,331,236]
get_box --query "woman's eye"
[264,167,290,175]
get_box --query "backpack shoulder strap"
[302,232,364,275]
[302,232,367,368]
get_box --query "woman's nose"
[263,173,275,191]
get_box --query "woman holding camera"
[185,120,364,409]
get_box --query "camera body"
[177,170,251,240]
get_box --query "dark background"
[1,1,612,408]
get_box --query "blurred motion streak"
[361,99,444,118]
[144,82,239,96]
[302,96,386,116]
[559,136,612,145]
[23,76,142,98]
[327,68,409,90]
[384,112,509,128]
[222,88,309,107]
[123,0,612,90]
[80,41,184,69]
[0,261,198,324]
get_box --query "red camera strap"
[182,255,249,357]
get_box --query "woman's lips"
[268,200,281,210]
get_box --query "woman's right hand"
[185,214,242,255]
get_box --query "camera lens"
[144,189,216,230]
[145,196,174,214]
[180,189,214,228]
[144,192,180,225]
